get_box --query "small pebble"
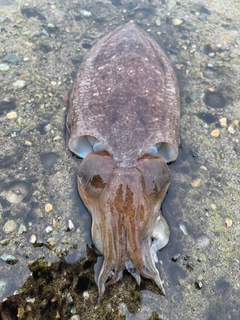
[1,253,18,264]
[219,117,227,127]
[47,23,55,28]
[45,226,53,234]
[210,204,216,210]
[53,136,62,141]
[3,54,20,64]
[51,81,57,86]
[166,0,176,10]
[233,120,238,126]
[30,234,37,244]
[0,64,10,71]
[179,223,188,235]
[68,220,74,231]
[25,140,32,146]
[191,178,201,188]
[208,52,215,57]
[18,223,27,234]
[47,237,57,247]
[171,18,183,26]
[13,80,26,88]
[228,126,234,134]
[195,280,203,290]
[225,218,232,228]
[155,18,161,26]
[80,9,92,17]
[3,220,17,234]
[208,87,215,92]
[83,291,89,299]
[52,218,57,228]
[6,111,17,119]
[69,315,80,320]
[45,203,53,213]
[211,129,220,137]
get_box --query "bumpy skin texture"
[67,22,180,298]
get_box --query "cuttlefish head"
[77,150,171,299]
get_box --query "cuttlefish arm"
[77,151,170,298]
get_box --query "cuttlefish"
[67,21,180,298]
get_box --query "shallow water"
[0,0,240,319]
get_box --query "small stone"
[208,52,215,57]
[210,204,216,210]
[179,223,188,235]
[6,111,17,119]
[53,136,62,141]
[3,54,20,64]
[18,223,27,234]
[52,218,57,228]
[0,64,10,71]
[208,87,215,92]
[68,220,74,231]
[228,126,234,134]
[194,280,203,290]
[171,18,183,26]
[225,218,232,228]
[45,226,53,234]
[219,118,227,127]
[233,120,238,126]
[30,234,37,244]
[47,23,55,28]
[211,129,220,137]
[45,203,53,213]
[155,18,161,26]
[1,253,18,264]
[69,315,80,320]
[207,63,213,68]
[25,140,32,146]
[171,254,180,262]
[80,9,92,17]
[47,237,57,247]
[3,220,17,234]
[191,178,201,188]
[83,291,89,299]
[200,165,207,171]
[51,81,57,86]
[13,80,26,88]
[0,239,10,246]
[166,0,176,10]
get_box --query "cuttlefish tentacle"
[77,152,171,297]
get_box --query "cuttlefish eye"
[77,150,115,196]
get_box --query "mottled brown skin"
[67,22,180,298]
